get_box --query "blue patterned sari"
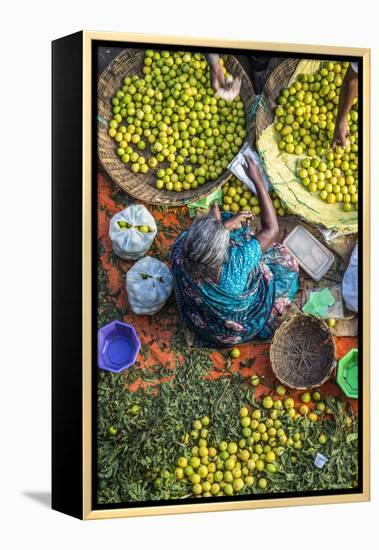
[171,214,299,347]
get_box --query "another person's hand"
[223,211,252,231]
[332,64,357,150]
[207,54,241,102]
[215,76,241,102]
[332,117,349,150]
[210,61,226,93]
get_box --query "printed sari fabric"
[171,216,299,348]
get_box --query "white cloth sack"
[342,243,358,313]
[126,257,173,315]
[109,205,157,260]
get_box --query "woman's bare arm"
[245,158,279,252]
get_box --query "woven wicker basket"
[255,58,299,140]
[98,49,255,206]
[270,314,336,390]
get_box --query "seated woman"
[171,158,299,347]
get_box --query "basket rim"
[97,160,227,207]
[269,313,336,390]
[255,58,299,140]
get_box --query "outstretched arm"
[332,64,358,150]
[244,158,279,252]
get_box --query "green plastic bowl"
[337,348,358,399]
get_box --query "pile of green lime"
[98,357,358,502]
[273,61,358,211]
[108,50,247,192]
[222,176,290,216]
[168,387,331,498]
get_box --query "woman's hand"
[223,211,253,231]
[243,157,264,186]
[210,202,222,221]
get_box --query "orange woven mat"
[97,168,357,412]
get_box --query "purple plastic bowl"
[98,320,140,373]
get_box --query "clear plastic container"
[283,225,335,281]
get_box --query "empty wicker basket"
[98,49,255,206]
[270,314,336,390]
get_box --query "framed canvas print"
[52,31,370,520]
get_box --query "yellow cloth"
[257,60,358,234]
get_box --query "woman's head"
[182,214,230,281]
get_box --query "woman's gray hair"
[183,215,230,282]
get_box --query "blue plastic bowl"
[98,320,140,373]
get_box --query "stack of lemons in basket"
[108,50,247,193]
[273,60,358,211]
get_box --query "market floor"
[97,168,358,412]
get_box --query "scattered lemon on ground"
[230,347,241,359]
[250,374,260,387]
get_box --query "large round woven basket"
[270,314,336,390]
[98,49,255,206]
[255,58,299,140]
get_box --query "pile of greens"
[97,347,358,504]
